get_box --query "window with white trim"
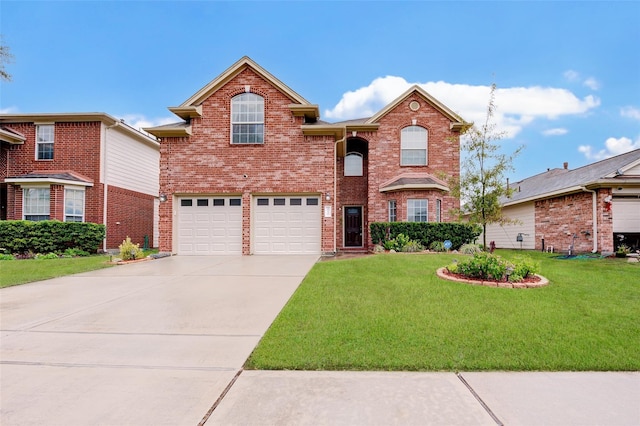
[24,188,50,221]
[344,152,363,176]
[401,126,427,166]
[36,124,54,160]
[231,93,264,144]
[388,200,397,222]
[436,199,442,222]
[407,199,428,222]
[64,188,85,222]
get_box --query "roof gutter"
[581,186,598,253]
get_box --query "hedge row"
[370,222,482,250]
[0,220,105,254]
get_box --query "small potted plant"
[615,244,630,258]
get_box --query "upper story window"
[231,93,264,144]
[407,199,428,222]
[436,199,442,222]
[344,152,363,176]
[23,187,50,221]
[400,126,427,166]
[36,124,54,160]
[64,188,85,222]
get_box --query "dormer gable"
[366,85,470,132]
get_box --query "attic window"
[231,93,264,144]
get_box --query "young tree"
[452,83,522,249]
[1,36,14,82]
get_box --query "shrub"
[459,243,482,254]
[402,240,424,253]
[0,220,105,255]
[63,248,91,257]
[370,222,481,251]
[451,252,539,282]
[35,252,60,260]
[429,241,445,252]
[0,253,15,261]
[119,237,145,261]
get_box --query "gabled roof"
[379,172,450,193]
[366,85,469,131]
[168,56,318,121]
[503,149,640,206]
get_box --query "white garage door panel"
[613,199,640,233]
[177,197,242,255]
[253,196,321,254]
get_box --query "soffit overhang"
[0,127,26,144]
[5,171,94,187]
[379,174,450,193]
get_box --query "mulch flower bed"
[436,267,549,288]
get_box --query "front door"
[344,206,363,247]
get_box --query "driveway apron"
[0,255,318,426]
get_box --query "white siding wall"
[483,202,536,249]
[104,126,159,196]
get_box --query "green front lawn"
[246,251,639,371]
[0,255,114,288]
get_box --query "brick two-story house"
[145,57,467,255]
[1,113,160,250]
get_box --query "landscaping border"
[436,267,549,288]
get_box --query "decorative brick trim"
[436,267,549,288]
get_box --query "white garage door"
[177,196,242,255]
[613,198,640,232]
[253,195,321,254]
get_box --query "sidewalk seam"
[457,372,504,426]
[198,368,243,425]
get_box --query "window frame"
[23,187,51,221]
[436,199,442,223]
[36,124,55,160]
[407,199,428,222]
[64,187,85,222]
[344,152,364,176]
[231,93,265,144]
[388,200,397,222]
[400,125,428,166]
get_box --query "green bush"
[0,220,105,255]
[119,237,145,261]
[35,252,60,260]
[449,252,539,282]
[402,240,424,253]
[429,241,445,252]
[0,253,15,261]
[459,243,482,254]
[370,222,481,250]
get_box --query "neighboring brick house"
[484,149,640,254]
[0,113,160,250]
[145,57,467,255]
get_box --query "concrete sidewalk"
[208,370,640,425]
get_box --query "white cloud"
[621,106,640,121]
[0,106,19,114]
[564,70,580,82]
[579,136,640,160]
[583,77,600,90]
[119,114,176,133]
[324,77,600,138]
[542,128,568,136]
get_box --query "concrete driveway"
[0,255,319,426]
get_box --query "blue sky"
[1,1,639,181]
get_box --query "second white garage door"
[177,196,242,255]
[253,195,321,254]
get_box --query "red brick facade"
[535,189,614,253]
[1,118,157,250]
[154,58,464,255]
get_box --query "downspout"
[581,187,598,253]
[102,121,120,251]
[333,133,346,255]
